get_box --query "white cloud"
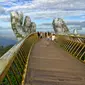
[2,0,85,22]
[0,0,85,34]
[5,0,85,11]
[0,15,10,19]
[80,15,85,19]
[0,0,7,2]
[0,6,6,14]
[0,15,10,22]
[6,4,36,11]
[24,10,85,21]
[0,0,85,26]
[0,0,16,2]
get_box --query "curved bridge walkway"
[25,38,85,85]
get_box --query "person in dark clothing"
[45,32,47,37]
[48,32,50,36]
[37,32,40,38]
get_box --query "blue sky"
[0,0,85,38]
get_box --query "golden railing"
[59,35,85,43]
[56,35,85,62]
[1,33,85,85]
[0,33,38,85]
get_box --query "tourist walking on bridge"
[45,32,47,37]
[37,32,40,38]
[52,34,55,41]
[40,32,43,38]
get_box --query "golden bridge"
[0,33,85,85]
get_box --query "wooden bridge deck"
[25,38,85,85]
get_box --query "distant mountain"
[0,37,17,47]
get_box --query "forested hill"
[0,37,17,57]
[0,45,13,57]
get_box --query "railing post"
[56,35,85,63]
[0,33,38,85]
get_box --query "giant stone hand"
[52,18,69,34]
[11,11,36,41]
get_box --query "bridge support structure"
[0,33,85,85]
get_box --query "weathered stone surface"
[52,18,69,34]
[30,22,36,32]
[24,16,31,27]
[11,11,36,41]
[11,11,24,41]
[23,16,31,35]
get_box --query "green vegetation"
[0,45,13,57]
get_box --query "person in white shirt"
[52,34,55,41]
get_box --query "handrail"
[1,33,85,85]
[0,33,38,85]
[56,34,85,43]
[56,35,85,63]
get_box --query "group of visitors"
[37,32,43,39]
[37,32,55,41]
[44,32,55,41]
